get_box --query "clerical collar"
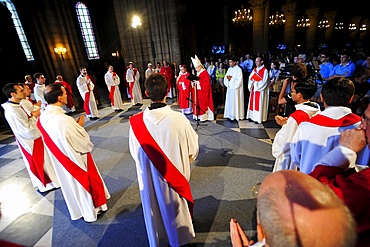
[8,100,20,105]
[149,102,166,110]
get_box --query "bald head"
[257,170,356,247]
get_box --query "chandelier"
[297,15,310,29]
[232,6,252,26]
[360,24,367,32]
[318,17,329,30]
[335,22,344,30]
[269,11,285,27]
[349,23,357,31]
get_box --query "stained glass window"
[75,2,100,60]
[0,0,34,61]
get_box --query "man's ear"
[145,90,149,97]
[257,223,266,242]
[320,93,324,102]
[57,95,63,102]
[348,94,354,104]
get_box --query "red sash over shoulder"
[17,137,51,186]
[290,110,310,125]
[249,67,266,111]
[37,119,106,207]
[307,113,360,127]
[130,112,194,217]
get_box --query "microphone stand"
[187,90,207,131]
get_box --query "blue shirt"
[333,61,356,77]
[316,62,334,84]
[241,59,254,72]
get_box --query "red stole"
[249,67,266,111]
[290,110,310,125]
[109,86,115,106]
[109,72,116,106]
[307,113,360,127]
[37,119,106,207]
[17,137,52,186]
[83,76,91,115]
[129,69,137,99]
[130,112,194,217]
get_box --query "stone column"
[306,8,320,51]
[282,2,297,51]
[325,11,337,42]
[250,0,269,54]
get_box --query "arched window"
[75,2,100,60]
[0,0,34,61]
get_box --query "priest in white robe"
[246,56,270,123]
[76,67,100,120]
[104,65,124,112]
[223,57,245,121]
[129,73,199,247]
[38,83,110,222]
[2,83,59,193]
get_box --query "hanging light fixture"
[296,15,310,29]
[335,22,344,30]
[269,11,285,27]
[349,23,357,31]
[360,24,367,32]
[232,5,252,27]
[318,17,329,30]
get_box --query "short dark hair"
[44,83,64,104]
[290,63,307,79]
[322,77,355,107]
[144,73,168,101]
[2,83,19,98]
[294,78,317,100]
[33,72,43,80]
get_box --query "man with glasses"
[272,78,320,172]
[313,52,334,102]
[309,103,370,246]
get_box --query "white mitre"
[191,55,202,68]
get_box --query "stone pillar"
[282,2,297,51]
[306,8,320,51]
[325,11,337,42]
[250,0,269,54]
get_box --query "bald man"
[230,170,356,247]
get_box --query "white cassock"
[34,83,48,109]
[76,75,99,118]
[104,71,124,110]
[38,105,110,222]
[1,102,59,192]
[246,65,270,123]
[290,106,370,174]
[272,102,320,172]
[20,98,40,116]
[223,65,245,120]
[126,68,143,105]
[129,105,199,247]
